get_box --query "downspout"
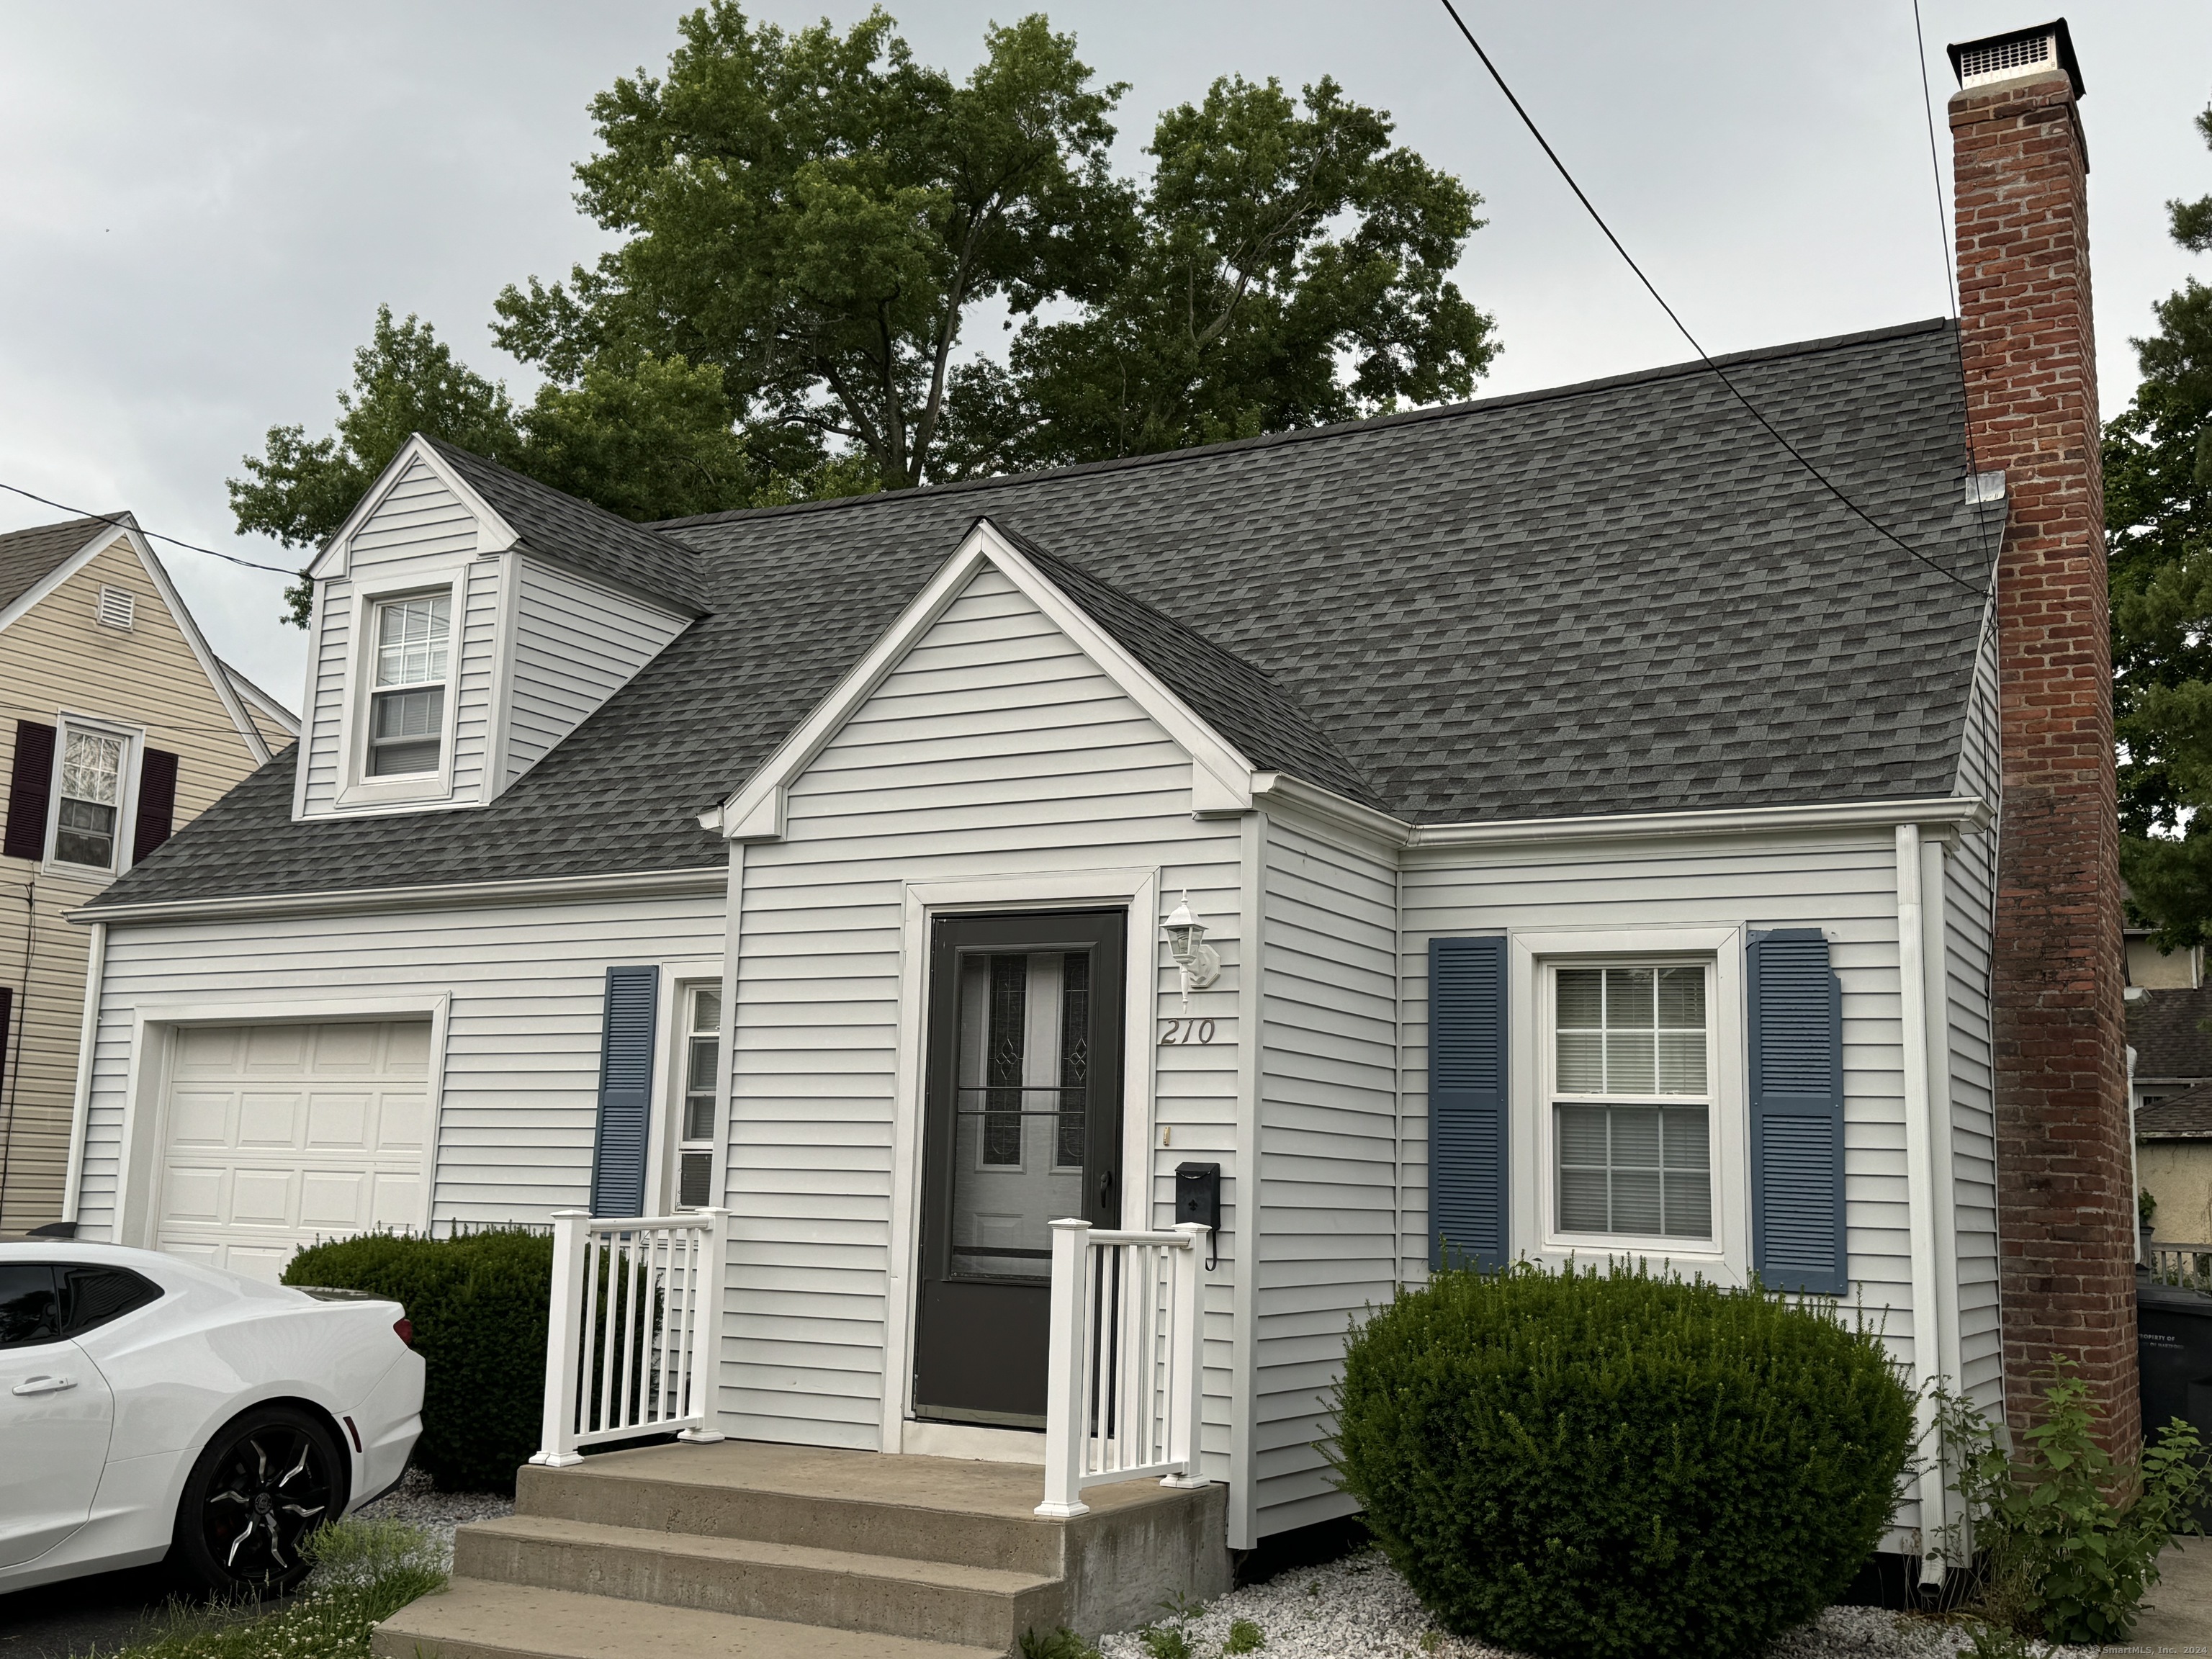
[1897,824,1951,1581]
[1920,832,1965,1553]
[60,920,104,1226]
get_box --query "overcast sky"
[2,1,2206,711]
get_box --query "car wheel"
[171,1405,346,1596]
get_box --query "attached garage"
[156,1020,431,1282]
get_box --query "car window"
[0,1264,60,1348]
[60,1265,161,1337]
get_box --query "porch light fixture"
[1164,895,1220,1008]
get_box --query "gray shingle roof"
[2131,984,2212,1082]
[2139,1082,2212,1140]
[423,438,709,616]
[92,318,1995,911]
[0,516,113,613]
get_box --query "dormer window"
[368,595,449,777]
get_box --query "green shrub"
[1331,1261,1915,1659]
[284,1228,552,1494]
[1936,1357,2209,1644]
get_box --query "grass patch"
[78,1520,445,1659]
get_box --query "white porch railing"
[1037,1219,1210,1518]
[531,1208,729,1467]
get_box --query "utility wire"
[0,480,300,577]
[1433,0,1989,599]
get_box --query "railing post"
[1161,1222,1211,1488]
[679,1208,730,1443]
[1036,1218,1093,1519]
[531,1209,591,1467]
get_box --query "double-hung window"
[675,983,721,1208]
[53,726,127,871]
[367,594,449,777]
[1550,963,1714,1241]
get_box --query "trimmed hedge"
[1333,1262,1914,1659]
[284,1228,552,1495]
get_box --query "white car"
[0,1240,423,1596]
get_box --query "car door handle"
[12,1375,76,1396]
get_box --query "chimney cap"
[1947,19,2084,99]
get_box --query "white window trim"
[662,973,724,1213]
[42,713,143,882]
[1508,926,1749,1284]
[333,567,465,809]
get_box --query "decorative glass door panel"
[914,910,1125,1428]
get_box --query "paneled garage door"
[157,1020,432,1282]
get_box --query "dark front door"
[912,909,1125,1428]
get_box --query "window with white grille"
[1549,961,1716,1241]
[366,593,450,777]
[675,982,721,1208]
[53,724,127,870]
[96,587,135,631]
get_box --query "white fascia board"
[68,863,727,927]
[307,433,520,581]
[1403,795,1993,852]
[222,663,303,739]
[706,518,1257,841]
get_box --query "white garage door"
[158,1020,432,1283]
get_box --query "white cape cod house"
[65,318,2005,1561]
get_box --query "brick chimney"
[1948,19,2137,1455]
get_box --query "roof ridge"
[653,317,1956,533]
[418,435,690,549]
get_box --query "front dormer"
[292,435,705,821]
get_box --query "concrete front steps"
[372,1439,1230,1659]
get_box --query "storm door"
[912,909,1125,1428]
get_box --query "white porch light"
[1164,895,1220,1007]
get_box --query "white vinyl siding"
[728,567,1243,1459]
[70,890,727,1239]
[1251,814,1398,1537]
[503,559,688,790]
[1401,830,1923,1537]
[1946,621,2003,1412]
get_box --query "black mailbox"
[1175,1162,1221,1267]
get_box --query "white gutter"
[1896,824,1951,1581]
[69,865,729,927]
[60,920,105,1224]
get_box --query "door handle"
[12,1375,76,1396]
[1097,1170,1116,1216]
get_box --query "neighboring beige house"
[0,513,293,1232]
[2139,1087,2212,1247]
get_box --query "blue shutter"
[1429,935,1509,1271]
[1747,930,1848,1295]
[588,966,660,1217]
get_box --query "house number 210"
[1160,1018,1216,1046]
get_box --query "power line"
[1431,0,1990,601]
[0,480,301,577]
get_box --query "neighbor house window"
[676,983,720,1208]
[1552,963,1713,1240]
[53,726,127,871]
[367,593,449,777]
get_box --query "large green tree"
[236,6,1498,623]
[233,309,773,625]
[2111,104,2212,945]
[493,5,1129,490]
[956,74,1496,471]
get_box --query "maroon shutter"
[4,722,56,862]
[132,747,179,864]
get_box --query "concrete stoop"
[372,1440,1231,1659]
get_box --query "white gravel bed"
[351,1465,513,1557]
[1096,1547,2095,1659]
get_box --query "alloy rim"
[202,1425,331,1582]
